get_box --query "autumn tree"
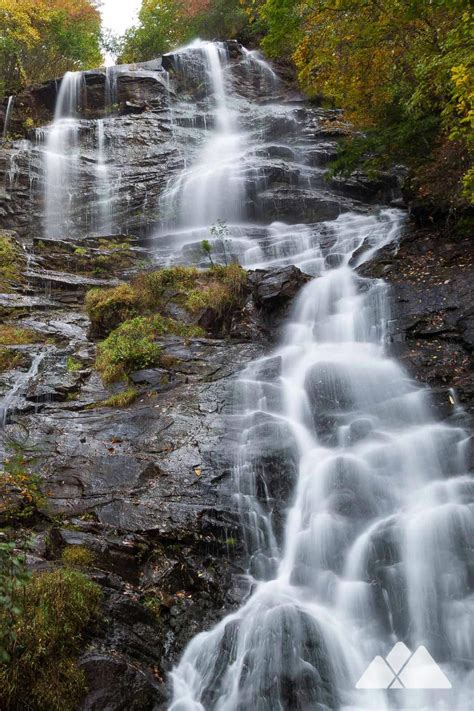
[0,0,102,93]
[241,0,474,206]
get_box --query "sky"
[100,0,141,37]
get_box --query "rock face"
[359,222,474,417]
[0,45,395,242]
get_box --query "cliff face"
[0,42,472,710]
[360,223,474,420]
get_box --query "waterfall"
[95,118,113,234]
[105,65,119,111]
[2,95,15,142]
[168,45,473,710]
[0,351,46,428]
[159,41,248,235]
[43,71,83,238]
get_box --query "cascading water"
[2,95,15,142]
[159,41,249,236]
[95,118,113,234]
[42,71,83,238]
[168,45,473,711]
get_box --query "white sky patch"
[101,0,142,65]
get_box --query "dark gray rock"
[249,265,310,309]
[80,654,163,711]
[359,224,474,415]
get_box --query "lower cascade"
[0,37,472,711]
[163,44,472,711]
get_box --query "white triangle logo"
[356,642,452,690]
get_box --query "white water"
[95,118,113,234]
[43,71,83,238]
[168,44,473,710]
[0,351,46,428]
[160,41,248,230]
[2,95,15,142]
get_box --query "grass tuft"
[0,325,43,346]
[85,283,140,337]
[0,348,28,373]
[97,387,139,408]
[0,235,24,292]
[96,315,202,383]
[0,568,101,711]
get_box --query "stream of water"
[162,42,473,711]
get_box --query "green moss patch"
[61,545,96,569]
[0,325,45,346]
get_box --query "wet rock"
[80,654,163,711]
[359,223,474,414]
[249,265,310,310]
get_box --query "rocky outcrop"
[0,47,399,242]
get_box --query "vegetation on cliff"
[117,0,250,62]
[0,556,101,711]
[86,264,248,382]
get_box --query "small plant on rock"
[0,445,45,524]
[201,239,214,266]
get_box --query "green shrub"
[186,264,248,317]
[0,451,45,523]
[0,541,30,663]
[61,546,96,568]
[85,283,140,337]
[66,356,82,373]
[96,315,201,383]
[133,265,200,309]
[0,568,101,711]
[96,316,162,382]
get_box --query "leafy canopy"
[0,0,102,93]
[242,0,474,206]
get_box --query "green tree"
[118,0,190,63]
[190,0,250,42]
